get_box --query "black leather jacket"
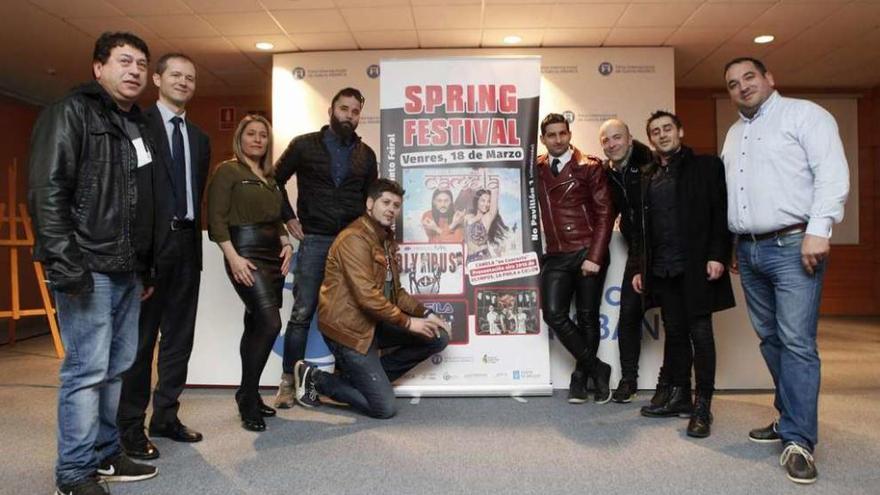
[604,139,654,248]
[28,81,154,293]
[274,126,378,236]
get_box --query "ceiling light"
[255,42,275,50]
[503,35,522,45]
[753,35,775,44]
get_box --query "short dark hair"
[646,110,683,136]
[368,178,404,200]
[93,32,150,65]
[540,113,569,136]
[723,57,767,78]
[331,87,365,108]
[156,53,194,75]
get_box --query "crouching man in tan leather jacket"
[292,179,449,418]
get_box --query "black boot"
[687,392,713,438]
[640,386,692,418]
[567,370,589,404]
[649,382,671,408]
[590,361,613,404]
[236,391,266,432]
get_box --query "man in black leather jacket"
[272,87,378,408]
[28,32,159,495]
[599,119,679,405]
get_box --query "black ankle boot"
[640,386,692,418]
[236,392,266,432]
[649,382,671,408]
[687,392,713,438]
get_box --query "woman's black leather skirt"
[226,222,284,311]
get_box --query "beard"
[330,114,356,142]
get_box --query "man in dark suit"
[118,53,211,459]
[632,110,735,439]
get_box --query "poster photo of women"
[400,167,523,262]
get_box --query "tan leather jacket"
[318,215,427,354]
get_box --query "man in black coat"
[599,119,679,405]
[118,53,211,458]
[632,110,735,438]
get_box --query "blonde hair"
[232,114,274,176]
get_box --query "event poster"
[381,57,550,395]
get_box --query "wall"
[677,87,880,315]
[0,94,42,315]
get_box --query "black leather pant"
[226,223,284,406]
[653,275,713,393]
[540,250,608,373]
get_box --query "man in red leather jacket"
[536,113,615,404]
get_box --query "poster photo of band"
[474,288,540,336]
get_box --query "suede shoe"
[149,420,203,443]
[749,420,781,443]
[55,476,108,495]
[97,453,158,482]
[780,442,818,484]
[121,427,159,460]
[294,360,321,408]
[612,379,638,403]
[567,370,589,403]
[274,372,296,409]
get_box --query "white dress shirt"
[721,91,849,238]
[156,101,194,220]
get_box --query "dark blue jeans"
[53,272,141,486]
[282,234,335,373]
[737,232,825,450]
[314,323,449,419]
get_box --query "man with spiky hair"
[535,113,615,405]
[29,32,159,495]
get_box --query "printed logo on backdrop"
[431,354,443,365]
[562,111,575,123]
[292,67,348,79]
[366,64,380,78]
[598,61,657,76]
[541,65,579,74]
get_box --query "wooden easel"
[0,160,64,358]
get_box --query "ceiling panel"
[202,12,284,36]
[260,0,337,9]
[352,30,419,49]
[412,6,482,30]
[288,31,358,51]
[106,0,191,16]
[616,3,701,28]
[341,7,415,32]
[272,9,347,34]
[134,15,221,38]
[604,27,676,47]
[226,35,298,54]
[29,0,124,18]
[542,28,608,47]
[484,4,553,29]
[418,29,483,48]
[482,28,543,47]
[685,2,776,29]
[546,3,627,28]
[182,0,265,14]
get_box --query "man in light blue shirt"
[721,57,850,485]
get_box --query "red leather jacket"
[536,146,614,264]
